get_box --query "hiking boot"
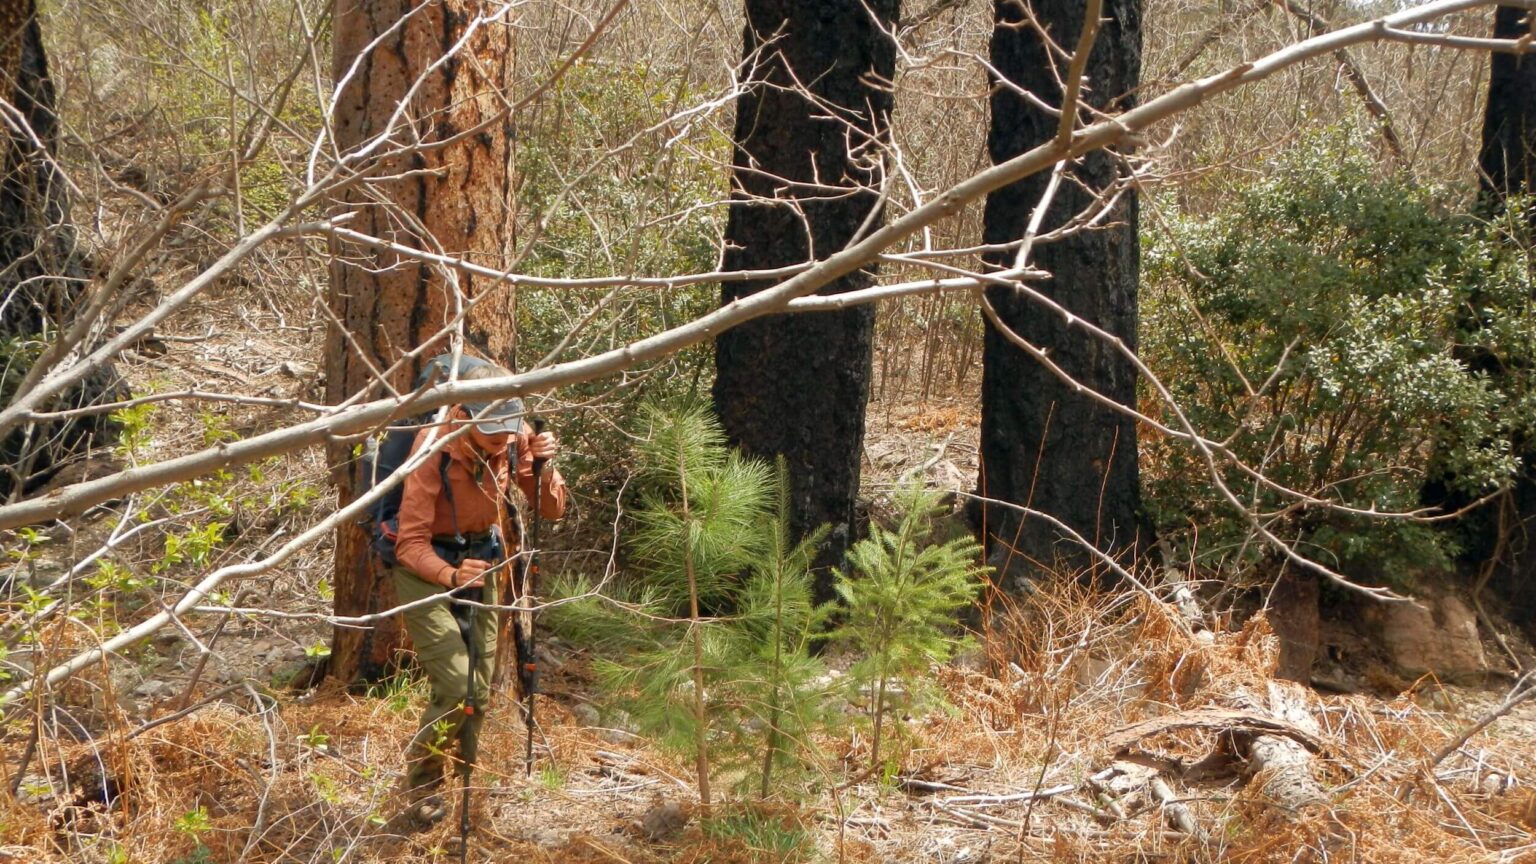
[378,791,448,836]
[408,794,449,829]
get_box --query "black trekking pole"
[519,418,548,777]
[451,582,482,864]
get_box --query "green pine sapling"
[548,406,840,803]
[626,403,768,805]
[734,459,832,798]
[829,484,985,772]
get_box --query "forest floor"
[4,285,1536,863]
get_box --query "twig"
[127,684,247,741]
[1421,671,1536,776]
[943,782,1078,806]
[176,588,257,711]
[1150,776,1202,837]
[1056,0,1104,149]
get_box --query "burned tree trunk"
[714,0,898,598]
[1470,6,1536,628]
[977,0,1144,588]
[0,0,124,498]
[1479,5,1536,220]
[326,0,515,684]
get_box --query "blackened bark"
[0,2,124,497]
[977,0,1144,587]
[714,0,897,598]
[1472,7,1536,626]
[1479,5,1536,221]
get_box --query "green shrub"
[512,62,729,489]
[1142,129,1536,587]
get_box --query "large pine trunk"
[1479,5,1536,219]
[326,0,515,684]
[1472,6,1536,627]
[977,0,1144,587]
[713,0,898,597]
[0,1,124,498]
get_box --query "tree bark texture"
[1479,5,1536,219]
[1470,8,1536,630]
[714,0,898,597]
[0,1,124,497]
[326,0,514,683]
[1237,682,1327,816]
[977,0,1144,587]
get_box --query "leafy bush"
[1141,130,1536,587]
[513,62,728,488]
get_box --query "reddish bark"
[326,0,515,684]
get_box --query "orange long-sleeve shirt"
[395,424,568,586]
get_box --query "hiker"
[392,362,567,825]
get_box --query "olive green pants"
[394,567,497,793]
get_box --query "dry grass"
[6,579,1533,863]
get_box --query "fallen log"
[1104,683,1332,818]
[1233,682,1329,814]
[1105,706,1328,757]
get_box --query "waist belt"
[433,531,496,548]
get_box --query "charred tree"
[1470,6,1536,627]
[1479,5,1536,220]
[977,0,1144,587]
[714,0,898,599]
[326,0,515,684]
[0,1,125,498]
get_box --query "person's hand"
[452,558,491,589]
[528,430,559,461]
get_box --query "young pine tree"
[731,459,833,798]
[623,403,769,805]
[553,407,842,802]
[830,484,986,771]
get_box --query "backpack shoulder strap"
[439,451,462,541]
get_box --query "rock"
[133,679,175,699]
[927,459,970,491]
[600,727,638,745]
[639,801,688,841]
[14,774,52,806]
[865,440,900,468]
[570,702,600,727]
[1267,571,1320,683]
[1375,593,1487,680]
[535,644,565,672]
[269,659,315,688]
[532,829,566,847]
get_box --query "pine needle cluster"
[828,483,986,771]
[555,403,835,802]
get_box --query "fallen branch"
[1105,706,1329,756]
[1150,775,1202,837]
[1234,683,1330,815]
